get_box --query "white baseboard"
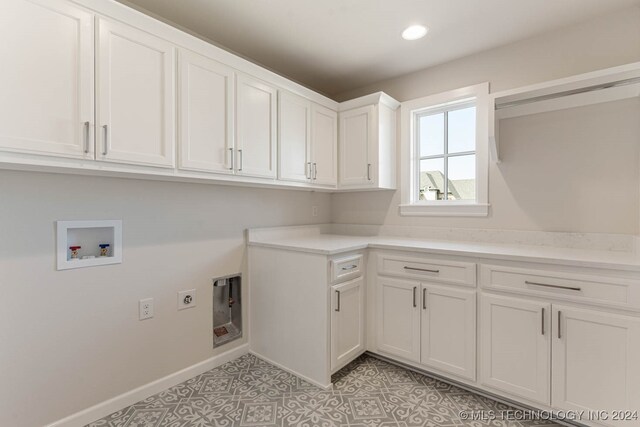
[248,350,332,390]
[46,343,249,427]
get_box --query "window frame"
[400,83,490,217]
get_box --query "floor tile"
[87,353,559,427]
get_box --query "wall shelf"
[489,61,640,163]
[56,220,122,270]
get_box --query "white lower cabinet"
[421,284,476,380]
[331,276,365,372]
[376,277,421,362]
[552,306,640,424]
[480,294,551,405]
[376,276,477,379]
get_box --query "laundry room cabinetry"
[375,252,477,381]
[338,93,399,190]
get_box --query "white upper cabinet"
[311,104,338,186]
[338,93,399,189]
[278,91,311,183]
[339,105,373,187]
[0,0,94,159]
[552,306,640,424]
[236,74,277,179]
[178,50,234,174]
[97,18,175,168]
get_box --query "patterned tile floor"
[88,353,559,427]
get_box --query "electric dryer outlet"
[178,289,196,310]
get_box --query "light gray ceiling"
[118,0,640,98]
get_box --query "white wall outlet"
[139,298,154,320]
[178,289,196,310]
[312,205,319,217]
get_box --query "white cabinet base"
[331,277,365,372]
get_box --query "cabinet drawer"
[377,254,476,287]
[330,254,363,283]
[480,264,640,311]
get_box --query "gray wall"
[332,7,640,234]
[0,170,330,426]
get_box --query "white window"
[400,83,489,216]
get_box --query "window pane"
[419,113,444,157]
[448,106,476,154]
[447,155,476,200]
[419,158,445,201]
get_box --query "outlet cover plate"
[178,289,196,310]
[139,298,154,320]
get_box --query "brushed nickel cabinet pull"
[423,288,427,310]
[341,264,358,271]
[229,148,234,170]
[313,163,317,180]
[412,286,417,308]
[102,125,108,156]
[541,308,545,335]
[83,121,90,154]
[404,266,440,274]
[237,149,243,171]
[335,290,340,312]
[558,311,562,339]
[306,162,311,179]
[367,163,372,181]
[525,281,581,291]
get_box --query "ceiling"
[118,0,640,98]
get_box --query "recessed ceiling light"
[402,25,428,41]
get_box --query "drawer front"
[480,264,640,311]
[377,254,476,287]
[331,254,363,283]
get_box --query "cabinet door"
[178,50,234,174]
[236,74,277,178]
[311,104,337,186]
[278,91,310,183]
[480,294,551,405]
[552,306,640,423]
[331,277,365,372]
[376,277,420,362]
[0,0,94,158]
[421,284,476,380]
[97,18,175,168]
[339,105,374,187]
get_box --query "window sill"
[399,203,489,217]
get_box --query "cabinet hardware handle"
[412,286,417,308]
[525,281,581,291]
[541,307,545,335]
[423,288,427,310]
[313,162,317,180]
[341,264,358,271]
[237,149,243,171]
[102,125,108,156]
[404,266,440,274]
[306,162,311,179]
[229,148,234,170]
[367,163,372,181]
[83,121,90,154]
[335,290,340,312]
[557,311,562,339]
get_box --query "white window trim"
[399,83,490,217]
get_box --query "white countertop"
[248,232,640,272]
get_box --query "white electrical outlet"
[139,298,154,320]
[178,289,196,310]
[312,206,319,217]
